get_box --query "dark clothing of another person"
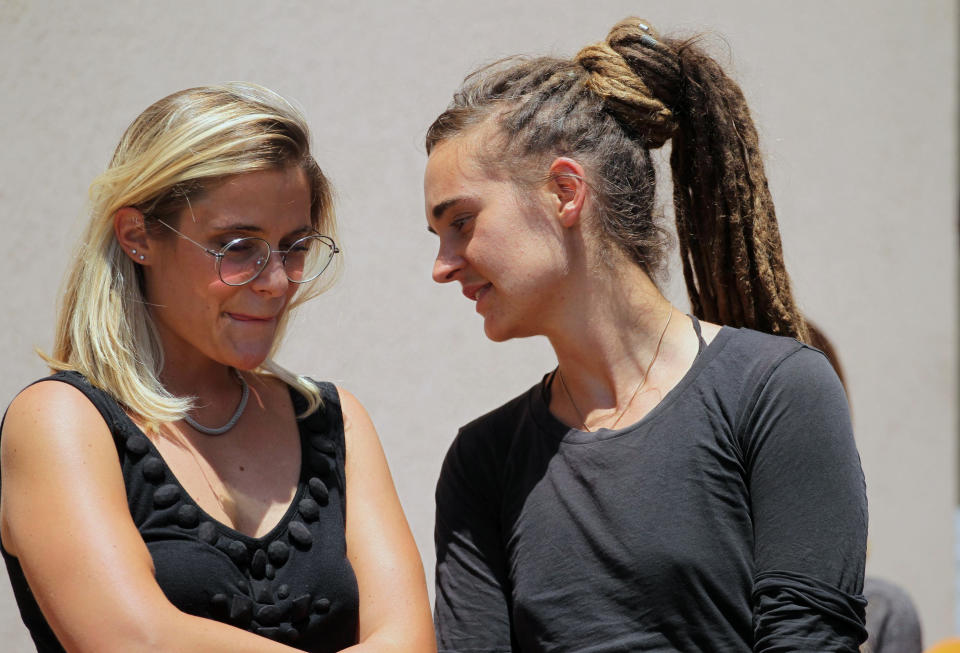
[434,324,868,652]
[1,372,359,653]
[862,577,923,653]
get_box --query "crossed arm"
[0,380,434,653]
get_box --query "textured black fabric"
[1,372,359,652]
[434,326,867,652]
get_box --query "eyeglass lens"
[218,235,336,286]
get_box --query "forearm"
[338,582,436,653]
[340,629,436,653]
[58,605,309,653]
[162,611,313,653]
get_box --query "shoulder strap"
[690,314,707,354]
[294,380,348,520]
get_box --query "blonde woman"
[0,84,434,653]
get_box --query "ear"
[547,157,588,228]
[114,207,152,265]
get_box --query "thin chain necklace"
[556,307,673,432]
[183,368,249,436]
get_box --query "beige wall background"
[1,0,956,649]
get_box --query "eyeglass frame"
[155,218,340,287]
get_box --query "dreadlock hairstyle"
[426,18,808,341]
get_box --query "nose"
[432,242,465,284]
[250,251,290,296]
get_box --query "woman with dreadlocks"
[424,18,867,652]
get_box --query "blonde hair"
[44,82,338,430]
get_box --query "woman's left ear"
[547,157,587,228]
[114,207,152,265]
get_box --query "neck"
[548,262,671,374]
[161,362,240,400]
[543,258,686,424]
[154,335,250,420]
[160,358,251,435]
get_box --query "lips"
[462,282,492,302]
[226,312,277,322]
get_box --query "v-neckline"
[120,386,307,543]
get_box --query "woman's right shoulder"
[460,383,539,436]
[1,376,114,465]
[5,375,106,432]
[441,384,539,479]
[1,377,123,557]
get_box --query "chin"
[482,316,533,343]
[223,346,273,371]
[484,329,512,343]
[231,359,268,372]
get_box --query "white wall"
[0,0,955,649]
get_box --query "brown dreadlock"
[426,17,808,341]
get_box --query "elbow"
[65,630,163,653]
[387,629,437,653]
[354,619,437,653]
[372,627,438,653]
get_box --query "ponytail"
[427,17,808,341]
[582,19,808,341]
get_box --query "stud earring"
[131,249,137,254]
[139,255,145,261]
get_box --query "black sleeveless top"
[0,371,360,652]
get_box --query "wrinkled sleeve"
[740,346,868,652]
[434,429,514,653]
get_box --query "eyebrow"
[432,197,467,220]
[209,223,313,238]
[426,196,475,234]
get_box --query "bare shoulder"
[333,385,376,437]
[332,385,388,476]
[2,379,110,450]
[1,379,119,557]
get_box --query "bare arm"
[0,381,310,653]
[337,387,435,653]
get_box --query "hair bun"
[574,18,679,148]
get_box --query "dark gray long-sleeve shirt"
[435,326,867,652]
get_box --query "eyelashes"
[450,215,475,232]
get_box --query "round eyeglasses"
[157,219,339,286]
